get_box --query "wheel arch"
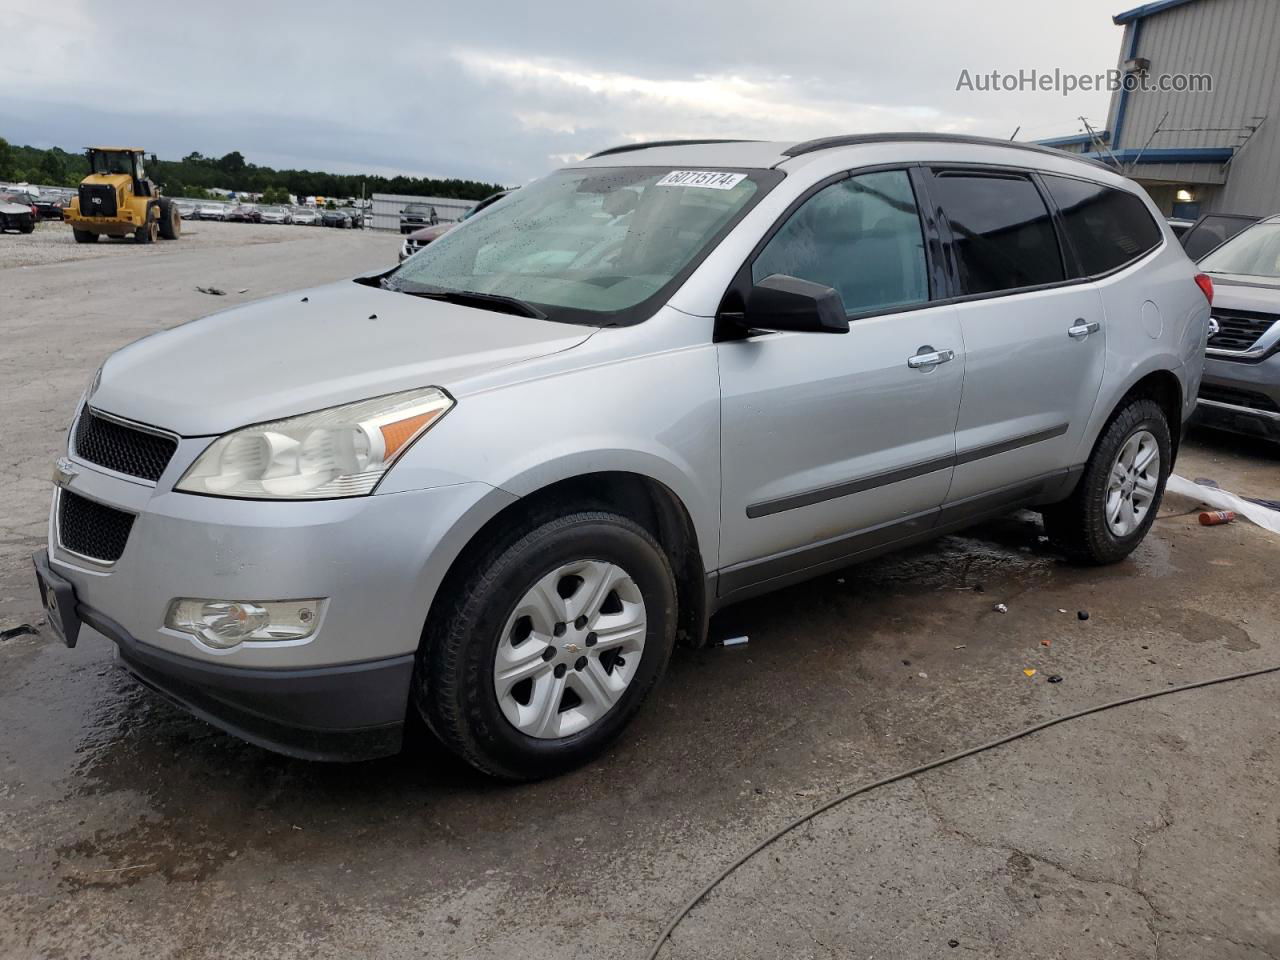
[1082,362,1186,467]
[426,470,710,651]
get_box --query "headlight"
[176,386,453,499]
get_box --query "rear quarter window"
[1042,175,1162,276]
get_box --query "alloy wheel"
[1105,428,1160,537]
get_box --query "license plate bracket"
[32,552,81,648]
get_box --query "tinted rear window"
[930,172,1064,294]
[1042,175,1162,275]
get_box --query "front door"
[717,169,964,595]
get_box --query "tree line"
[0,137,505,201]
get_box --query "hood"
[1205,272,1280,311]
[0,199,32,214]
[410,223,453,242]
[91,280,595,436]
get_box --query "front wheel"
[1043,396,1171,565]
[416,511,677,780]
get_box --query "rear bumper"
[1193,353,1280,440]
[36,547,413,761]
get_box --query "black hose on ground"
[645,663,1280,960]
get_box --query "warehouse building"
[1039,0,1279,218]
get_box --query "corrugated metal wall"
[1108,0,1280,213]
[369,194,477,232]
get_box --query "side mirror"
[743,275,849,334]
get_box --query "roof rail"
[586,138,759,159]
[781,132,1110,169]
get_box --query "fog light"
[165,598,323,649]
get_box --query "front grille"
[78,183,117,218]
[1208,309,1278,352]
[1199,384,1280,414]
[58,490,135,563]
[73,409,177,482]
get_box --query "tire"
[1042,396,1171,565]
[73,229,98,244]
[158,198,181,240]
[19,220,35,234]
[417,511,677,780]
[135,205,158,244]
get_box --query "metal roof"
[1113,0,1204,25]
[86,146,145,152]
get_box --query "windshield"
[1198,221,1280,278]
[387,166,775,325]
[89,151,135,175]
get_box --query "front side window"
[1042,175,1162,276]
[930,172,1064,294]
[389,166,773,325]
[752,170,929,316]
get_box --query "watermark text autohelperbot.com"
[956,68,1212,96]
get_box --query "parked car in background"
[259,205,293,225]
[228,204,262,224]
[399,202,438,233]
[1193,214,1280,441]
[35,135,1209,779]
[292,206,321,226]
[175,201,198,220]
[0,192,37,233]
[320,208,351,228]
[32,193,66,220]
[197,203,228,220]
[347,208,365,229]
[1179,212,1261,260]
[399,190,511,261]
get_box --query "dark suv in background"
[1194,215,1280,441]
[399,202,438,234]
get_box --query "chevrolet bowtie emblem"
[53,457,78,488]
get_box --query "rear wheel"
[417,511,677,780]
[19,220,35,234]
[1043,396,1171,565]
[158,198,181,240]
[72,228,98,244]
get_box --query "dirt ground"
[1,222,1277,960]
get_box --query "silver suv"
[34,134,1211,779]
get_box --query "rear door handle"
[907,348,956,369]
[1067,320,1101,339]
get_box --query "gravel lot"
[1,228,1278,960]
[0,218,368,270]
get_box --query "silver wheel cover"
[493,560,646,739]
[1105,429,1160,538]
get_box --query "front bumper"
[36,547,410,761]
[1193,352,1280,440]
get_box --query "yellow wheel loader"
[64,147,181,244]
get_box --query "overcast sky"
[1,0,1128,185]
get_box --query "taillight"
[1194,273,1214,304]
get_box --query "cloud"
[0,0,1126,183]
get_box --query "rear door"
[925,168,1107,505]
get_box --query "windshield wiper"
[389,283,547,320]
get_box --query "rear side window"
[929,172,1064,295]
[752,169,929,316]
[1042,175,1163,275]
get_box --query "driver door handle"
[907,348,956,369]
[1068,319,1101,339]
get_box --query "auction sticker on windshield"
[656,170,747,190]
